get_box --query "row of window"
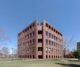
[27,31,35,39]
[20,39,62,48]
[38,47,43,51]
[19,55,35,58]
[18,31,35,41]
[46,48,53,53]
[19,39,35,46]
[46,31,63,42]
[19,55,62,59]
[19,30,42,40]
[46,55,62,59]
[27,39,35,45]
[46,39,62,48]
[46,23,62,36]
[22,23,35,33]
[19,47,35,54]
[26,48,35,53]
[26,47,43,52]
[46,47,62,53]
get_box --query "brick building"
[77,42,80,57]
[77,42,80,50]
[18,20,64,59]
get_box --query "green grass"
[0,58,80,67]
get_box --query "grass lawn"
[0,58,80,67]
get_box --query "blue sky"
[0,0,80,52]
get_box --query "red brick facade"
[18,20,64,59]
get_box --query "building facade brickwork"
[18,20,64,59]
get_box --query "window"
[27,34,29,39]
[38,39,42,43]
[54,36,56,40]
[38,47,43,51]
[46,31,54,39]
[46,55,48,59]
[52,34,53,38]
[38,55,43,59]
[32,39,34,45]
[46,31,48,36]
[46,39,48,45]
[49,33,51,38]
[29,34,30,38]
[32,31,35,37]
[30,33,32,37]
[33,55,35,58]
[46,47,48,53]
[38,30,42,34]
[54,42,56,46]
[51,48,53,53]
[56,37,57,40]
[49,40,51,45]
[30,40,32,44]
[49,55,50,58]
[54,36,57,41]
[49,48,51,53]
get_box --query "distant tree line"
[0,47,9,58]
[72,49,80,59]
[0,47,18,58]
[0,28,18,58]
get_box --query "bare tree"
[1,47,9,58]
[0,49,3,58]
[12,48,18,58]
[63,36,75,58]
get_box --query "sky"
[0,0,80,53]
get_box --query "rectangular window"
[38,47,43,51]
[52,41,53,45]
[32,31,35,36]
[49,33,53,38]
[30,33,32,37]
[49,33,51,38]
[46,31,48,36]
[38,30,43,34]
[46,47,48,53]
[32,39,34,45]
[38,39,42,43]
[46,39,48,45]
[52,34,53,38]
[27,34,29,39]
[38,55,43,59]
[49,40,51,45]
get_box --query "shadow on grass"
[56,63,80,67]
[68,60,80,62]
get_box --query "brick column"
[34,20,38,59]
[42,20,46,59]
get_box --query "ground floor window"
[38,55,43,59]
